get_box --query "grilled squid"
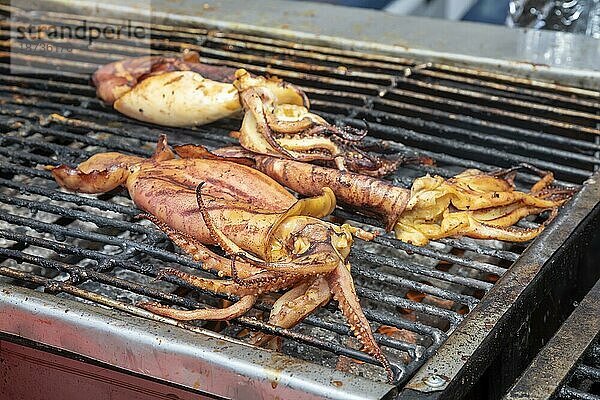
[210,146,574,246]
[50,135,394,383]
[233,70,400,176]
[93,53,401,176]
[92,51,307,127]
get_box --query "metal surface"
[0,284,392,400]
[15,0,600,89]
[0,340,215,400]
[0,2,599,399]
[503,279,600,400]
[402,175,600,398]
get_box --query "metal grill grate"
[558,338,600,400]
[504,279,600,400]
[0,2,599,396]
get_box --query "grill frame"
[0,283,395,400]
[503,279,600,400]
[0,1,599,399]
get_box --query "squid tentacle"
[156,268,296,296]
[242,90,296,159]
[232,251,340,275]
[328,263,395,384]
[137,212,262,279]
[137,294,257,321]
[250,278,330,347]
[229,254,299,288]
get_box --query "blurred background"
[291,0,600,37]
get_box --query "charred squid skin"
[154,268,284,296]
[213,147,410,231]
[155,266,299,295]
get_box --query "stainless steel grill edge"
[504,279,600,400]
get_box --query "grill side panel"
[503,279,600,400]
[0,284,395,400]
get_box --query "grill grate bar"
[357,286,463,325]
[1,4,598,391]
[373,236,506,276]
[0,193,150,235]
[2,264,411,380]
[0,179,491,296]
[0,56,600,162]
[0,233,433,352]
[559,337,600,400]
[0,236,443,383]
[0,85,585,189]
[0,229,443,356]
[307,92,600,164]
[320,110,591,182]
[0,205,463,325]
[326,113,581,187]
[575,364,600,381]
[392,88,596,132]
[1,51,596,185]
[203,34,599,108]
[351,250,493,292]
[0,176,138,216]
[352,263,478,310]
[436,238,519,262]
[559,386,600,400]
[3,31,599,132]
[591,344,600,361]
[3,4,600,99]
[0,62,90,80]
[0,98,235,148]
[402,69,599,109]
